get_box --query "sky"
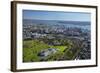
[23,10,91,22]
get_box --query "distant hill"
[58,21,90,26]
[23,19,90,26]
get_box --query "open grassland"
[23,39,69,62]
[23,39,81,62]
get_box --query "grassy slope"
[23,40,68,62]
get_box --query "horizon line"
[23,18,91,22]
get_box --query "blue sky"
[23,10,91,22]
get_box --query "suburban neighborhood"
[23,19,91,62]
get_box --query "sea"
[23,19,91,31]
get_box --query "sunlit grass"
[23,39,71,62]
[50,46,67,52]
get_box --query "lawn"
[23,39,70,62]
[23,39,50,62]
[50,46,67,52]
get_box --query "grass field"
[23,39,69,62]
[50,46,67,52]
